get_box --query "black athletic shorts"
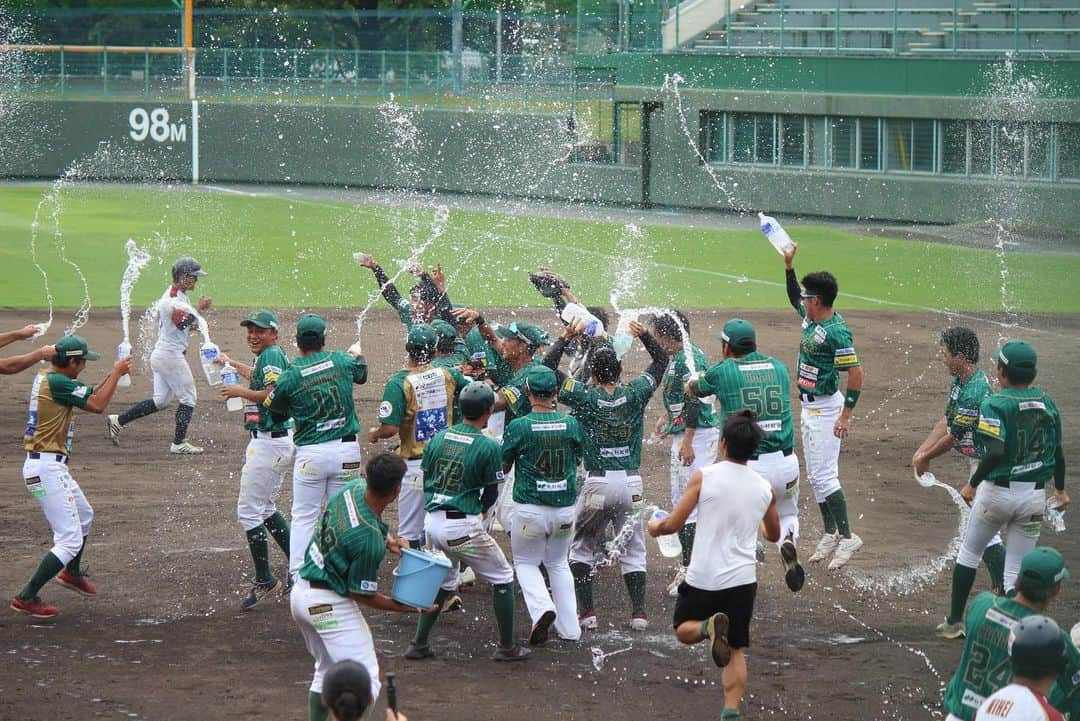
[672,581,757,649]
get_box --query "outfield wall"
[2,97,1078,226]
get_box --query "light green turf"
[0,184,1077,314]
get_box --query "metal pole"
[452,0,463,93]
[144,48,150,97]
[781,0,786,52]
[103,47,109,96]
[184,0,195,100]
[223,47,229,100]
[496,11,503,85]
[952,0,958,54]
[1014,0,1021,53]
[835,0,841,54]
[893,0,899,55]
[60,47,65,97]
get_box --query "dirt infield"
[1,306,1078,721]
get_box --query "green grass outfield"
[1,183,1077,315]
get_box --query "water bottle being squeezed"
[758,212,795,255]
[220,362,243,412]
[200,342,222,386]
[116,341,132,387]
[650,509,683,558]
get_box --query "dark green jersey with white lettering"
[558,373,657,471]
[299,479,388,597]
[661,344,718,434]
[423,423,504,515]
[975,387,1061,484]
[945,369,991,458]
[264,350,367,446]
[697,352,795,454]
[502,411,582,507]
[245,344,292,433]
[795,306,859,396]
[498,360,545,423]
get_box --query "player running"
[11,336,132,619]
[404,382,529,661]
[108,257,211,455]
[217,310,295,609]
[939,340,1069,639]
[265,313,368,578]
[686,318,803,592]
[782,244,864,570]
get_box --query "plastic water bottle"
[30,322,49,340]
[200,342,222,386]
[353,252,373,266]
[611,314,635,360]
[758,212,795,255]
[116,341,132,388]
[560,302,604,337]
[651,509,683,558]
[1047,496,1067,533]
[220,362,243,412]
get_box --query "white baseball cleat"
[170,441,204,455]
[629,614,649,631]
[107,414,122,446]
[807,533,840,563]
[667,566,686,597]
[827,534,863,570]
[935,619,965,640]
[458,566,476,587]
[579,612,598,631]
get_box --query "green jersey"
[265,350,367,446]
[498,360,546,423]
[795,307,860,396]
[467,327,512,386]
[946,369,992,458]
[975,387,1062,485]
[943,591,1080,720]
[558,373,658,471]
[502,410,583,507]
[299,479,388,597]
[423,422,505,515]
[697,352,795,454]
[661,344,718,434]
[379,364,469,459]
[244,344,292,433]
[24,371,93,456]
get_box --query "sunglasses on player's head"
[800,291,818,300]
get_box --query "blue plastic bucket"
[391,548,452,608]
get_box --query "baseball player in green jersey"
[265,313,368,578]
[502,365,585,644]
[783,244,865,570]
[545,319,668,631]
[974,615,1069,721]
[216,310,295,609]
[913,327,1005,599]
[687,318,804,593]
[939,340,1069,639]
[11,335,131,619]
[943,547,1079,721]
[355,255,449,329]
[290,452,435,721]
[404,382,530,661]
[529,267,611,384]
[651,311,719,596]
[369,324,469,544]
[0,324,55,375]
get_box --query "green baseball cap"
[524,365,557,394]
[998,339,1037,379]
[496,321,551,348]
[54,334,100,361]
[406,323,438,350]
[296,313,327,339]
[1018,547,1070,590]
[719,318,756,353]
[430,319,457,342]
[240,309,279,330]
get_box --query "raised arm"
[630,321,668,384]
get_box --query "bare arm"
[0,324,40,349]
[352,592,436,614]
[762,490,781,543]
[368,424,399,443]
[0,344,54,375]
[84,357,134,414]
[913,417,954,474]
[648,470,702,536]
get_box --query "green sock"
[263,512,291,556]
[65,536,87,576]
[949,564,978,625]
[623,571,647,616]
[571,562,594,615]
[699,619,711,640]
[413,588,452,646]
[825,490,852,538]
[493,582,516,648]
[817,501,837,534]
[19,552,64,600]
[245,526,273,583]
[308,691,328,721]
[678,523,696,567]
[721,708,741,721]
[982,543,1006,593]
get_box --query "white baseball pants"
[150,348,197,408]
[237,432,295,531]
[23,455,92,565]
[669,427,719,525]
[957,481,1043,591]
[569,471,646,575]
[510,503,580,641]
[424,511,514,590]
[290,577,381,700]
[749,449,801,548]
[396,459,426,543]
[290,438,362,575]
[800,391,844,502]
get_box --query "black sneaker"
[781,541,805,593]
[241,579,282,611]
[404,642,435,660]
[493,643,531,662]
[705,612,731,668]
[529,610,557,646]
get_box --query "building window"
[1028,124,1051,178]
[780,115,806,167]
[970,121,993,176]
[612,102,641,165]
[701,111,725,163]
[1059,124,1080,180]
[731,113,776,164]
[860,118,881,171]
[807,116,828,167]
[942,121,967,174]
[831,116,857,169]
[885,118,934,172]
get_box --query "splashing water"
[590,644,633,671]
[595,504,658,572]
[120,240,152,344]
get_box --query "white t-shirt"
[153,285,196,354]
[686,460,773,591]
[975,684,1063,721]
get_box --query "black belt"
[406,455,424,461]
[308,579,333,591]
[443,510,467,519]
[251,430,290,439]
[587,469,638,476]
[340,434,357,443]
[28,452,68,464]
[799,392,816,402]
[993,479,1045,490]
[749,448,794,461]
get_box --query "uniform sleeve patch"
[378,401,393,419]
[71,386,88,398]
[360,579,377,592]
[977,416,1002,438]
[834,347,859,366]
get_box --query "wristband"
[843,389,861,409]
